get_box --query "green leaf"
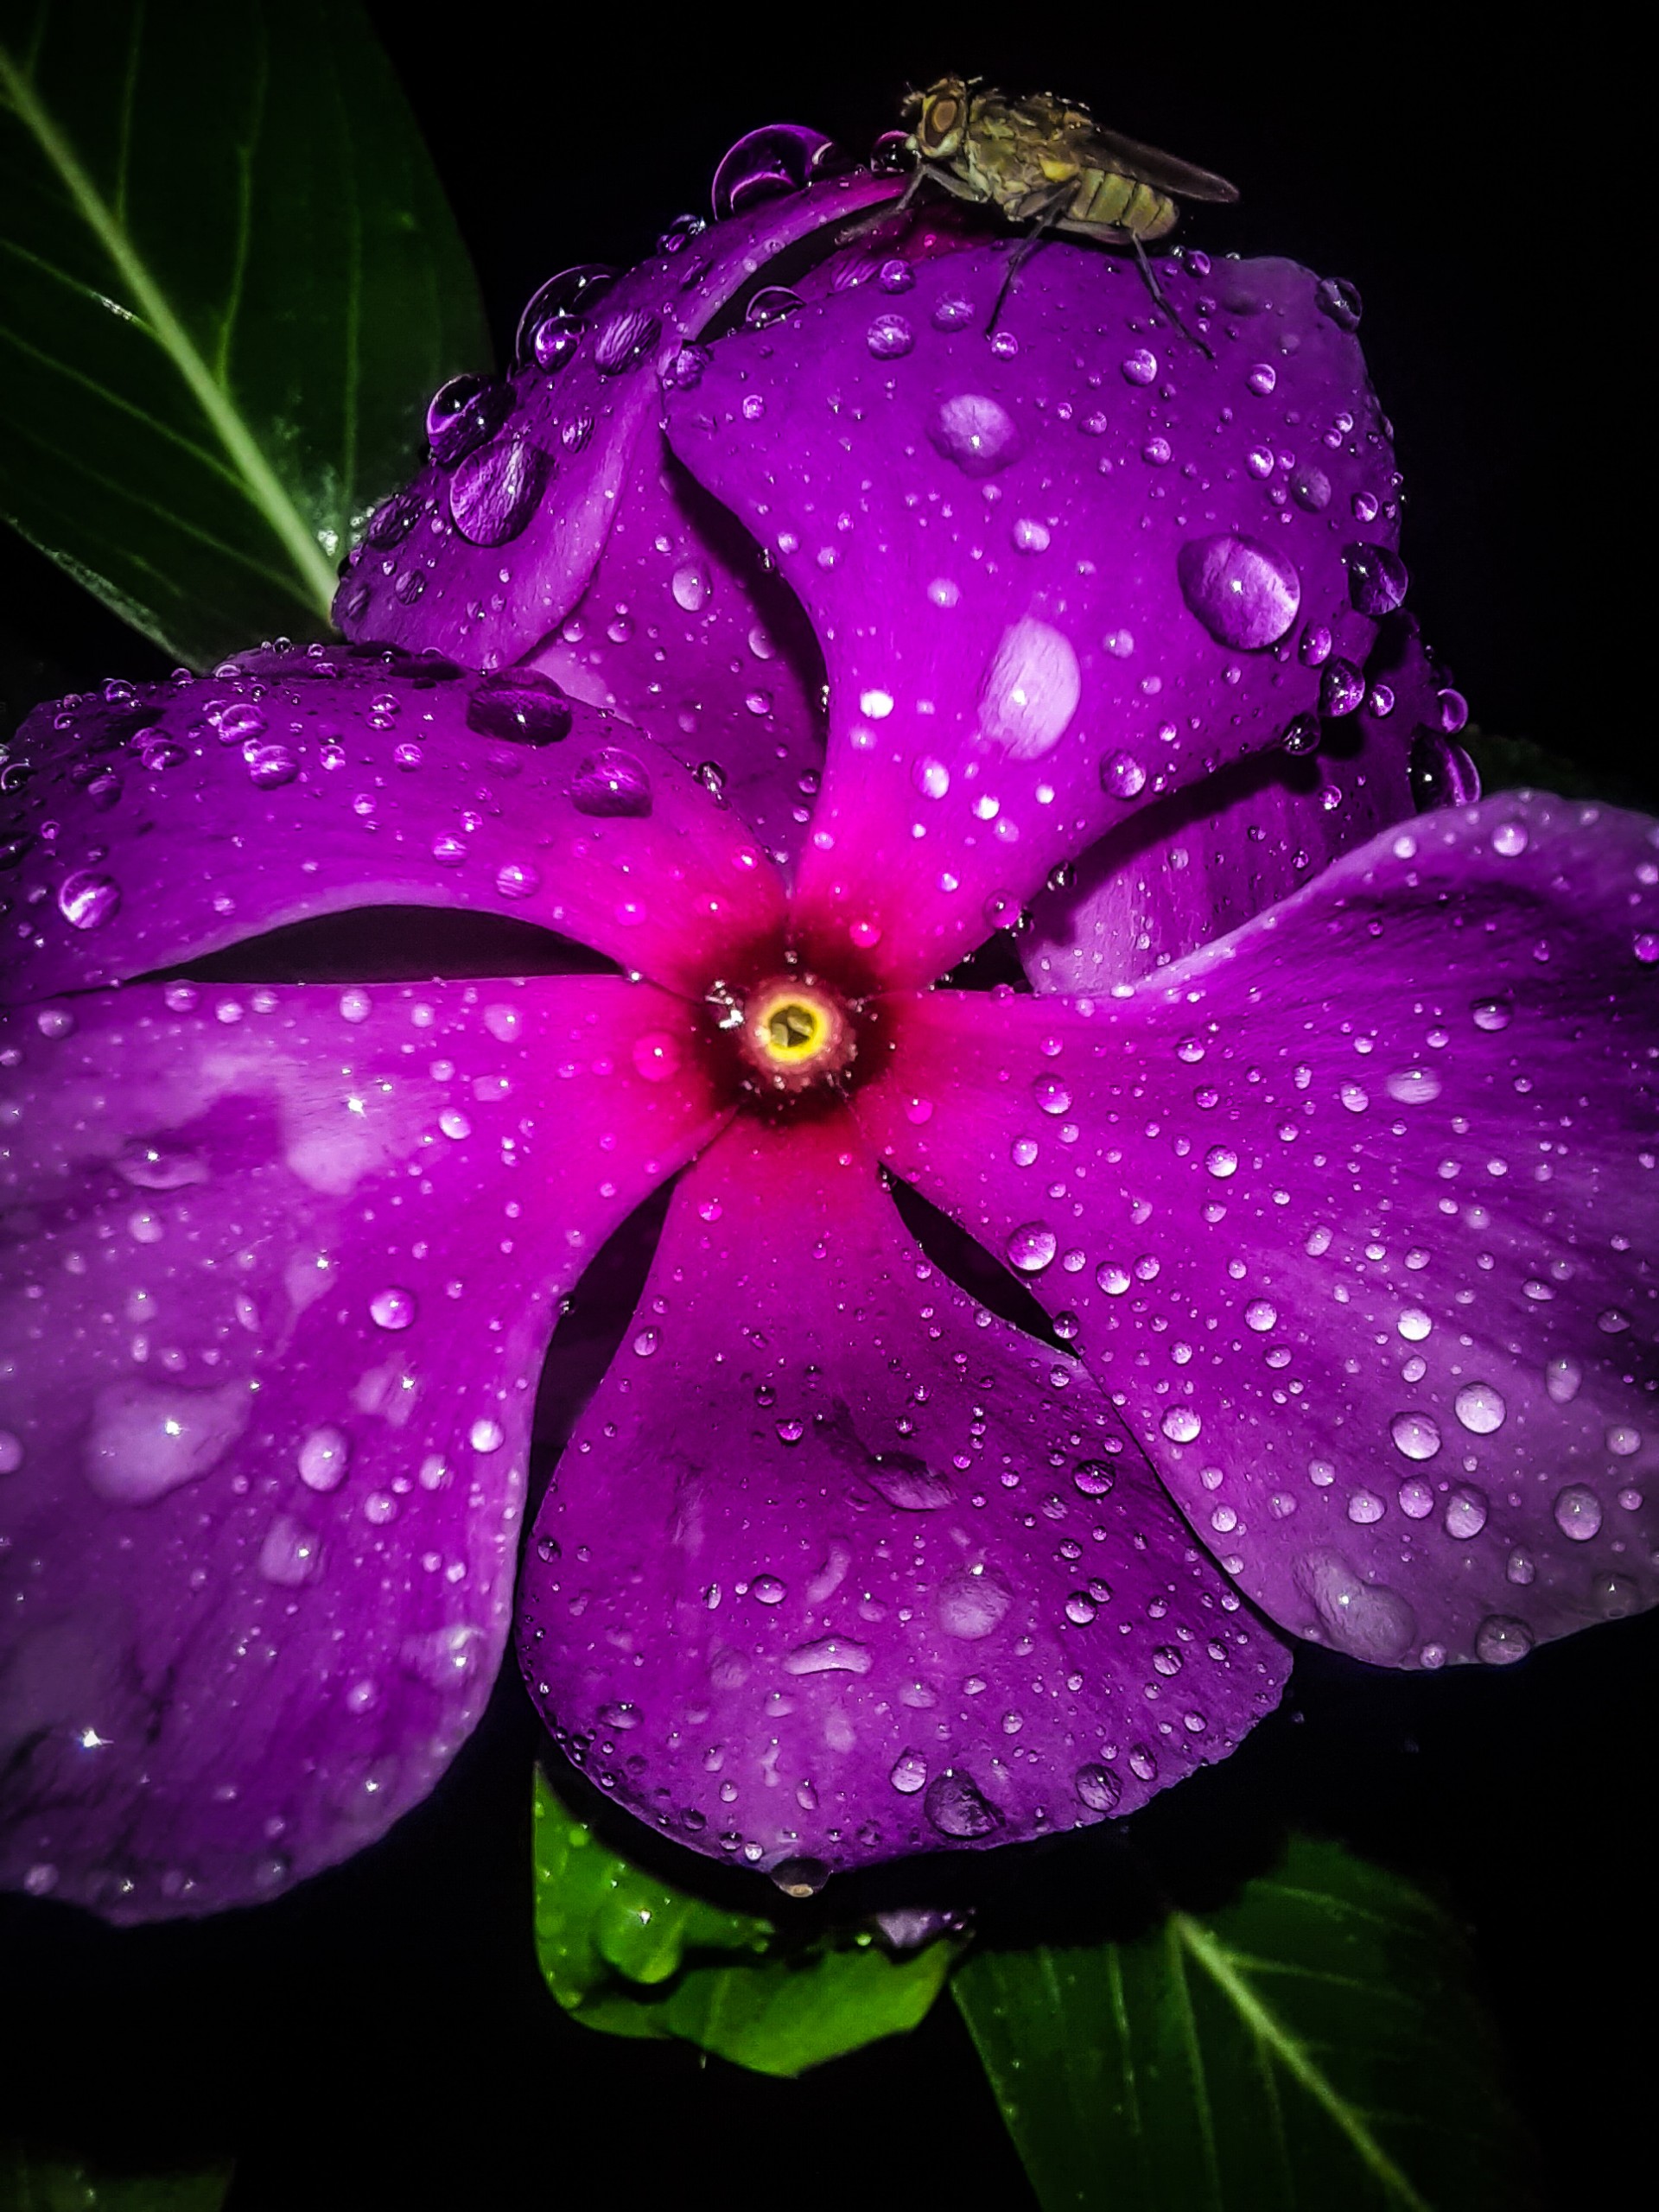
[953,1834,1537,2212]
[0,0,487,667]
[531,1770,958,2077]
[0,2143,231,2212]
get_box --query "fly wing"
[1081,123,1239,204]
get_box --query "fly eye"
[927,98,958,143]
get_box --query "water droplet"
[1246,363,1277,396]
[466,668,572,746]
[495,859,541,901]
[369,1287,417,1332]
[1096,1262,1132,1297]
[770,1855,831,1898]
[1396,1308,1432,1343]
[570,747,653,817]
[114,1139,207,1192]
[1342,542,1409,617]
[889,1751,928,1795]
[259,1514,322,1587]
[449,435,549,547]
[867,312,914,359]
[1065,1591,1098,1624]
[1474,1614,1533,1665]
[513,264,615,363]
[1074,1764,1120,1813]
[299,1424,351,1491]
[1319,658,1365,718]
[1315,276,1363,330]
[1204,1146,1238,1179]
[1102,751,1147,799]
[938,1564,1013,1639]
[1120,347,1158,385]
[1073,1459,1116,1496]
[426,373,514,467]
[1397,1477,1434,1519]
[671,562,710,613]
[1411,731,1481,810]
[912,754,950,799]
[1390,1411,1441,1461]
[1491,818,1529,858]
[1006,1222,1058,1274]
[1471,997,1512,1033]
[83,1379,247,1503]
[469,1418,505,1452]
[1451,1382,1504,1434]
[632,1031,683,1084]
[0,1431,22,1474]
[1032,1074,1071,1116]
[1161,1408,1202,1443]
[750,1573,787,1605]
[1553,1484,1603,1541]
[1591,1571,1639,1618]
[977,620,1079,760]
[783,1635,873,1675]
[1295,1548,1417,1660]
[929,392,1020,476]
[1386,1067,1442,1105]
[711,123,845,218]
[244,741,299,788]
[1177,536,1301,650]
[925,1770,1001,1838]
[1244,1300,1277,1332]
[1444,1484,1488,1539]
[58,870,120,931]
[594,308,661,375]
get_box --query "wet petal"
[526,449,828,871]
[334,172,899,667]
[857,796,1659,1667]
[1025,615,1441,993]
[666,248,1396,986]
[3,651,784,1001]
[517,1110,1287,1875]
[0,976,727,1918]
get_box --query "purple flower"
[3,156,1654,1919]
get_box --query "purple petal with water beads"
[855,796,1659,1671]
[3,651,785,1004]
[524,449,830,872]
[664,248,1398,988]
[0,975,728,1920]
[1022,616,1446,994]
[334,169,899,671]
[516,1109,1288,1876]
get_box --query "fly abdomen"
[1070,169,1178,238]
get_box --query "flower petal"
[0,975,727,1918]
[665,247,1396,986]
[525,447,828,871]
[334,172,899,667]
[517,1109,1287,1876]
[3,651,784,1001]
[857,796,1659,1668]
[1024,616,1443,993]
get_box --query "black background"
[2,25,1651,2210]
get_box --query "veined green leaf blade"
[0,0,487,667]
[953,1835,1538,2212]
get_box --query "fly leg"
[840,166,927,243]
[1130,232,1214,360]
[985,190,1071,334]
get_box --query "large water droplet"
[1176,535,1301,650]
[1474,1614,1533,1665]
[466,667,572,745]
[783,1635,873,1675]
[1294,1548,1416,1661]
[1101,751,1147,799]
[1342,542,1409,617]
[1410,731,1480,810]
[1553,1484,1603,1541]
[1006,1222,1058,1274]
[710,124,845,219]
[426,374,514,467]
[1074,1763,1120,1813]
[570,747,653,817]
[299,1424,352,1492]
[1161,1407,1202,1443]
[1315,276,1363,330]
[929,393,1021,477]
[513,265,616,362]
[58,870,121,931]
[115,1139,207,1191]
[938,1563,1013,1639]
[84,1380,248,1503]
[259,1513,322,1587]
[1453,1382,1505,1433]
[1443,1484,1488,1539]
[889,1751,928,1795]
[369,1287,417,1332]
[449,435,549,547]
[1389,1411,1441,1461]
[977,620,1079,760]
[925,1770,1001,1839]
